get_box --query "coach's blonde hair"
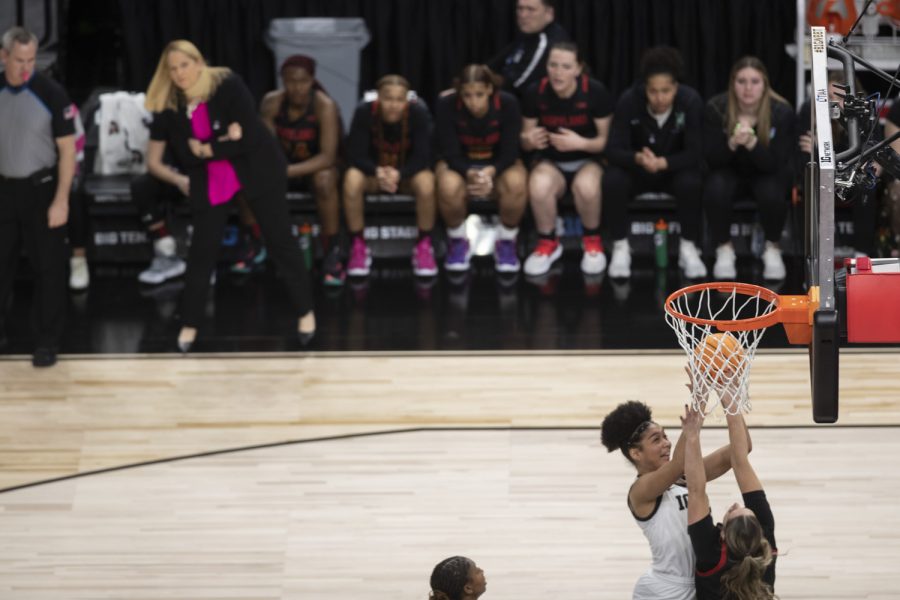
[145,40,230,112]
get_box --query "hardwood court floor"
[1,350,899,491]
[1,350,899,598]
[1,427,899,599]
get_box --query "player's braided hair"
[429,556,473,600]
[374,75,410,169]
[600,400,654,463]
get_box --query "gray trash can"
[265,18,370,131]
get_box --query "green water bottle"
[653,218,668,269]
[298,223,313,270]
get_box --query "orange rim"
[664,281,784,332]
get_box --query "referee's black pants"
[180,182,313,328]
[0,171,68,348]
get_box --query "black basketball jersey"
[688,490,777,600]
[346,99,432,178]
[522,74,614,163]
[435,90,521,175]
[274,93,320,163]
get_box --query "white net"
[664,285,779,415]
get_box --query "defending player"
[685,386,777,599]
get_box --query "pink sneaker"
[346,235,372,277]
[412,236,438,277]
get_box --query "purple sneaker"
[444,236,471,272]
[412,236,438,277]
[494,239,520,273]
[346,236,372,277]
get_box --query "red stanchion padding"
[846,257,900,343]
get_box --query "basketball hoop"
[664,282,815,415]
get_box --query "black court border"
[3,348,898,495]
[3,423,898,496]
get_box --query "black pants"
[130,172,183,228]
[704,167,791,247]
[603,166,704,243]
[0,172,68,347]
[180,184,313,327]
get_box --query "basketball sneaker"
[230,239,267,274]
[762,241,786,280]
[607,238,631,279]
[524,238,562,276]
[412,236,438,277]
[678,238,707,279]
[139,236,186,285]
[347,235,372,277]
[494,239,520,273]
[713,243,737,280]
[69,255,90,290]
[444,236,471,271]
[139,255,186,285]
[580,234,607,275]
[322,245,346,286]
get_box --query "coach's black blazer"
[152,73,286,211]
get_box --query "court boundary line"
[3,423,898,496]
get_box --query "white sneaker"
[139,255,187,285]
[607,239,631,279]
[69,256,89,290]
[762,241,786,280]
[713,243,737,280]
[523,238,563,276]
[580,235,607,275]
[678,239,707,279]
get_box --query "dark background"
[61,0,798,108]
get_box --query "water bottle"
[298,223,313,269]
[654,218,668,269]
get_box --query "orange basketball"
[693,332,744,381]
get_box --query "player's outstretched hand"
[680,403,704,437]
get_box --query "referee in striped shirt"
[0,27,76,367]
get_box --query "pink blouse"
[190,102,241,205]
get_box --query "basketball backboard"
[807,26,841,423]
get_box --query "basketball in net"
[693,332,745,384]
[664,282,786,415]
